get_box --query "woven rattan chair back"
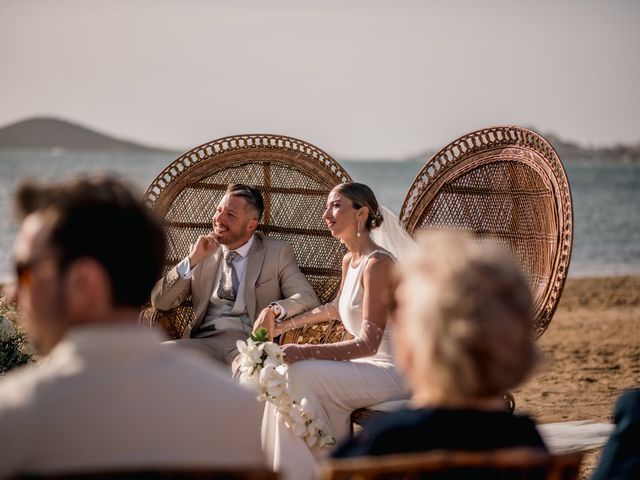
[317,448,582,480]
[400,126,573,338]
[143,134,350,340]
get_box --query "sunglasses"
[13,255,56,288]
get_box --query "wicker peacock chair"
[400,125,573,339]
[141,134,351,343]
[351,125,573,428]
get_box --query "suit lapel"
[244,233,265,321]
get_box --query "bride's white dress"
[262,250,410,480]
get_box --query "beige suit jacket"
[150,233,319,337]
[0,325,266,478]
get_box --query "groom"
[151,183,319,366]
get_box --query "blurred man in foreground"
[0,176,265,478]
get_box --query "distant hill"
[405,129,640,164]
[0,117,173,152]
[542,132,640,164]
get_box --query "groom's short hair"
[226,184,264,221]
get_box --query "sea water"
[1,149,639,281]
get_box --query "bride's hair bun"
[370,210,384,230]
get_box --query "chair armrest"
[139,305,179,339]
[139,301,195,340]
[279,319,352,346]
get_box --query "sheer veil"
[370,206,415,261]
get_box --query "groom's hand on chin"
[188,231,219,266]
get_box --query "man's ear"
[247,216,259,233]
[63,258,111,323]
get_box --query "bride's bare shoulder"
[370,249,395,264]
[364,252,394,276]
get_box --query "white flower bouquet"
[236,328,336,449]
[0,315,32,374]
[0,316,16,343]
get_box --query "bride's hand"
[282,344,305,364]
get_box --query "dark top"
[332,407,547,458]
[591,389,640,480]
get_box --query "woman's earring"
[356,221,361,238]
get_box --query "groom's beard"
[215,222,252,247]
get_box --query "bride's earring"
[356,220,361,238]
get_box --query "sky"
[1,0,639,159]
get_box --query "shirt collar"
[222,234,254,259]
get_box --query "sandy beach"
[1,275,638,479]
[514,275,640,478]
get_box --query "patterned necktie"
[217,250,240,301]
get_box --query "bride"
[254,182,412,480]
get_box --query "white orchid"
[263,342,284,363]
[238,368,261,391]
[263,352,283,368]
[236,338,263,364]
[319,433,337,448]
[313,417,327,432]
[304,431,318,448]
[300,398,315,419]
[259,365,287,399]
[287,403,306,425]
[287,410,309,437]
[306,421,318,438]
[236,355,255,372]
[276,392,293,415]
[236,328,336,449]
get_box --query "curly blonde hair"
[396,230,538,400]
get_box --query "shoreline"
[2,272,640,290]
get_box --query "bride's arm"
[274,253,350,337]
[274,300,339,336]
[282,253,394,363]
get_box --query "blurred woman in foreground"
[333,230,547,457]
